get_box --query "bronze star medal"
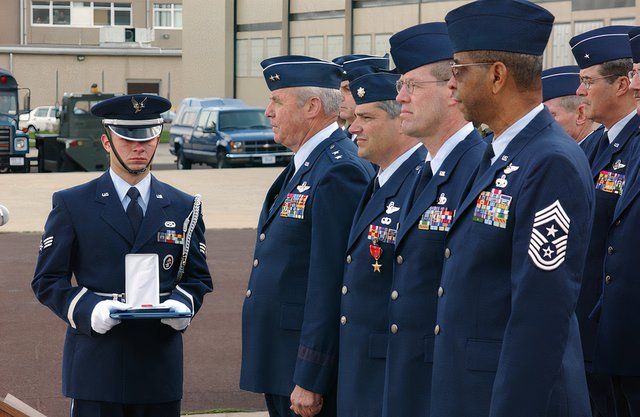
[370,238,382,273]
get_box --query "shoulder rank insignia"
[528,200,570,271]
[297,182,311,193]
[503,163,520,174]
[386,201,400,214]
[612,160,626,170]
[131,96,147,113]
[473,188,512,229]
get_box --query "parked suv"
[170,100,292,169]
[19,105,58,132]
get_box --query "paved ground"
[0,161,289,416]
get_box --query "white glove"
[91,300,129,334]
[159,299,192,331]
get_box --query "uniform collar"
[490,103,544,164]
[377,143,423,187]
[606,109,637,143]
[293,122,339,172]
[426,122,474,174]
[109,168,151,211]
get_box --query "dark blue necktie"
[593,131,610,163]
[126,187,143,236]
[410,161,432,206]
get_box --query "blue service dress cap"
[333,54,390,81]
[349,71,400,105]
[261,55,343,91]
[389,22,453,74]
[629,26,640,63]
[445,0,554,56]
[570,26,634,69]
[91,94,170,141]
[542,65,581,102]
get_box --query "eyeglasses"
[450,61,495,78]
[395,78,449,94]
[628,69,640,80]
[578,74,621,90]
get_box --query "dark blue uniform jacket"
[382,131,485,417]
[32,172,213,404]
[337,145,426,417]
[430,109,594,417]
[241,128,374,397]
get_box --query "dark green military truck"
[36,92,115,172]
[0,69,31,173]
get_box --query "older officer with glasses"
[430,1,595,416]
[569,26,640,417]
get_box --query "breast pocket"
[465,338,502,372]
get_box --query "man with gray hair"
[542,65,601,150]
[240,55,374,417]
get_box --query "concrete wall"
[0,0,21,45]
[0,53,183,109]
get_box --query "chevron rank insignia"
[528,200,570,271]
[39,236,54,252]
[199,243,207,255]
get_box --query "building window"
[572,0,634,10]
[353,34,372,54]
[327,35,344,60]
[308,36,324,59]
[551,23,573,67]
[574,20,605,36]
[236,37,283,78]
[290,37,306,55]
[374,33,391,55]
[32,1,131,26]
[154,3,183,28]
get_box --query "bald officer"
[383,22,485,417]
[431,1,594,416]
[31,94,213,417]
[240,55,374,417]
[587,26,640,417]
[332,54,389,141]
[337,70,425,417]
[542,65,601,150]
[569,26,640,417]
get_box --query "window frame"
[31,1,132,27]
[153,3,183,29]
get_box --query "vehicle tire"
[177,151,192,170]
[216,150,227,169]
[27,125,37,133]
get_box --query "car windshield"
[218,110,270,131]
[73,100,103,116]
[0,91,18,115]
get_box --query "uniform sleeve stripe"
[67,287,88,329]
[176,285,194,313]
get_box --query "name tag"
[419,206,455,232]
[473,188,512,229]
[368,224,397,245]
[157,230,184,245]
[280,193,308,220]
[596,170,625,195]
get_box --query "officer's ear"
[575,102,588,126]
[490,61,509,94]
[101,134,111,153]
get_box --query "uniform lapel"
[591,114,640,178]
[132,176,171,252]
[347,148,423,251]
[258,166,292,232]
[397,132,479,244]
[96,172,135,246]
[452,110,555,232]
[263,130,344,229]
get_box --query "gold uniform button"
[246,289,252,298]
[437,287,444,297]
[346,255,352,264]
[391,290,399,300]
[396,255,404,264]
[605,275,612,284]
[434,325,441,335]
[342,285,348,295]
[253,259,259,267]
[608,246,614,255]
[444,248,451,259]
[391,324,398,334]
[259,233,266,241]
[340,316,347,325]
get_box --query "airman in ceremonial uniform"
[569,25,640,417]
[586,26,640,417]
[382,22,485,417]
[430,1,595,416]
[240,55,374,417]
[542,65,600,151]
[332,54,390,142]
[336,70,425,417]
[31,94,213,417]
